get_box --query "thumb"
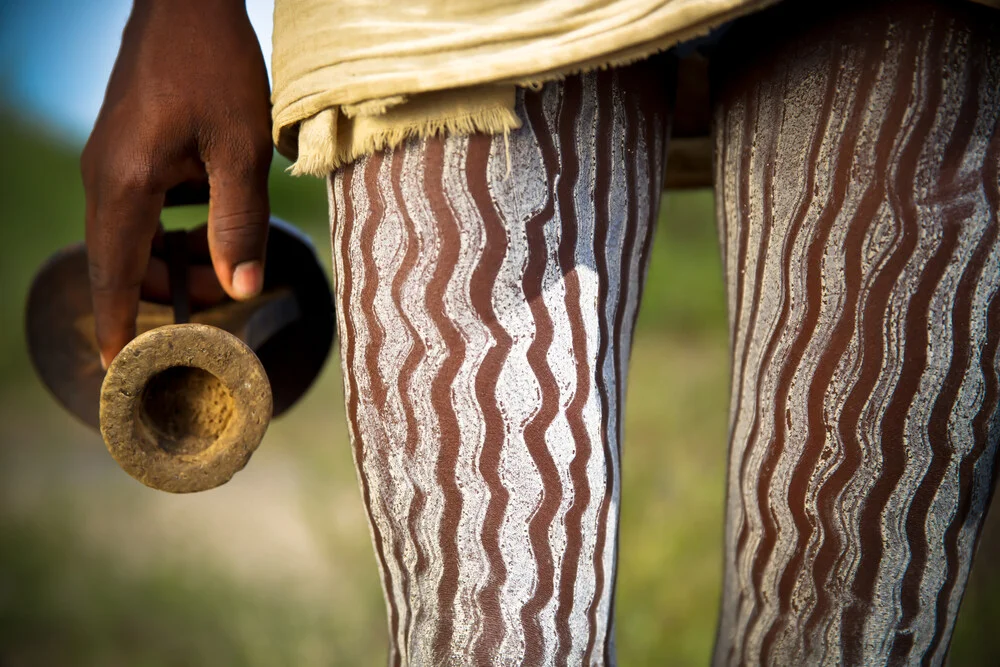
[206,158,270,301]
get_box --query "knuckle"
[104,151,158,195]
[210,126,273,178]
[240,125,275,162]
[85,146,159,198]
[83,118,171,198]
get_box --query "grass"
[0,516,381,667]
[1,106,998,665]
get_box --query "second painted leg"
[712,1,1000,664]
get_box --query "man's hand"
[81,0,272,368]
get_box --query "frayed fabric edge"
[289,104,522,177]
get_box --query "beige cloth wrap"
[271,0,1000,177]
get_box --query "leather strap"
[163,230,191,324]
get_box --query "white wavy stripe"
[593,76,630,662]
[617,98,652,395]
[940,251,1000,660]
[768,46,894,657]
[938,54,1000,659]
[728,87,763,440]
[818,35,908,655]
[862,28,941,657]
[901,26,981,659]
[756,46,890,661]
[730,99,763,663]
[722,96,747,432]
[489,88,546,664]
[570,68,609,664]
[367,154,420,658]
[330,166,401,661]
[401,139,456,666]
[438,134,494,655]
[387,144,438,659]
[769,53,873,634]
[734,81,819,658]
[714,93,744,661]
[712,101,737,664]
[531,82,579,665]
[346,158,418,659]
[741,80,792,659]
[371,149,423,656]
[718,29,830,663]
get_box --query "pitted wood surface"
[100,324,272,494]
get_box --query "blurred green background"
[1,106,999,666]
[0,0,998,659]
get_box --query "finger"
[141,257,228,306]
[86,183,163,369]
[205,151,271,301]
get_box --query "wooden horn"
[27,183,334,494]
[97,226,300,493]
[99,323,271,493]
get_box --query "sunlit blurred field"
[1,108,998,665]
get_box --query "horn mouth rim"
[99,323,272,493]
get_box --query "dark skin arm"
[81,0,272,368]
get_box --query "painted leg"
[711,1,1000,664]
[328,62,670,665]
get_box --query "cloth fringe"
[290,86,520,177]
